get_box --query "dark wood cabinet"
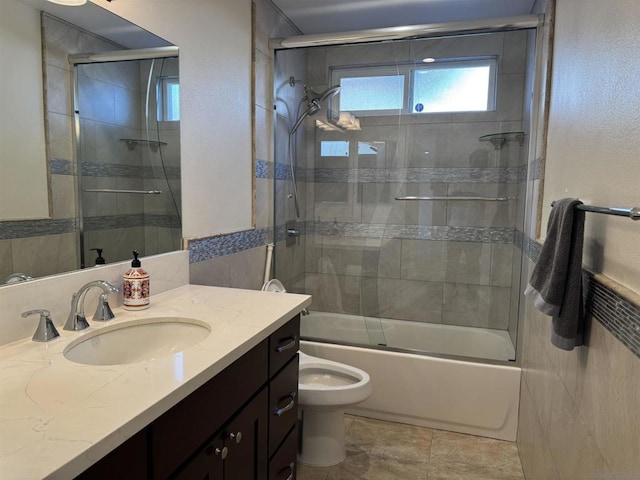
[268,426,298,480]
[75,315,300,480]
[74,429,148,480]
[173,389,268,480]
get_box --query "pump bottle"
[123,250,150,310]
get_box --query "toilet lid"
[261,279,287,293]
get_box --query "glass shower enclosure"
[72,51,181,268]
[274,25,539,363]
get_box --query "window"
[320,141,350,157]
[331,58,496,116]
[157,75,180,122]
[339,75,404,112]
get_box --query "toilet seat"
[298,352,372,408]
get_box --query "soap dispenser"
[123,250,150,310]
[90,248,106,266]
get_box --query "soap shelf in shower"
[120,138,167,153]
[479,131,525,149]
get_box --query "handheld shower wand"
[287,78,342,217]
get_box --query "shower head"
[289,76,341,103]
[315,84,341,103]
[289,78,341,135]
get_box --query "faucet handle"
[22,309,60,342]
[93,293,116,322]
[63,293,90,331]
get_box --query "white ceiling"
[271,0,537,35]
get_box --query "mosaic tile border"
[188,227,271,263]
[274,162,292,181]
[584,272,640,359]
[81,162,180,180]
[49,159,180,180]
[271,165,521,184]
[310,221,515,243]
[0,218,76,240]
[189,221,514,264]
[311,167,520,184]
[524,233,640,359]
[255,159,273,179]
[83,214,180,231]
[0,215,179,240]
[50,158,74,175]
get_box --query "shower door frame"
[271,15,548,366]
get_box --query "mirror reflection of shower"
[71,47,181,268]
[288,76,341,218]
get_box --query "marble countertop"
[0,285,311,480]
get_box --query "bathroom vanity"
[0,285,310,479]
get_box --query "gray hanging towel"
[524,198,585,350]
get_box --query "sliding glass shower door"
[274,27,536,362]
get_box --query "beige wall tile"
[362,277,443,323]
[548,379,612,480]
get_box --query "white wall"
[0,0,49,220]
[92,0,253,239]
[540,0,640,293]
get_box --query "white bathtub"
[300,313,521,441]
[301,311,516,362]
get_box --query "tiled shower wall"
[297,32,530,334]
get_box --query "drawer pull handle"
[215,446,228,460]
[276,335,297,353]
[229,431,242,444]
[280,461,295,480]
[274,392,296,416]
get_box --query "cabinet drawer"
[268,426,298,480]
[269,355,299,457]
[269,315,300,377]
[152,339,268,480]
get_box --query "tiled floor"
[297,415,525,480]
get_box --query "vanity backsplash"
[0,251,188,346]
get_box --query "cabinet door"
[172,438,225,480]
[75,429,147,480]
[224,388,268,480]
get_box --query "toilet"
[261,279,372,466]
[297,351,372,467]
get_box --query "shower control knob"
[229,431,242,444]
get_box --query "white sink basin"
[63,317,211,366]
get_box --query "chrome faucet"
[64,280,119,331]
[22,309,60,342]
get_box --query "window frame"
[157,75,180,122]
[329,56,498,117]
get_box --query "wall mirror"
[0,0,181,285]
